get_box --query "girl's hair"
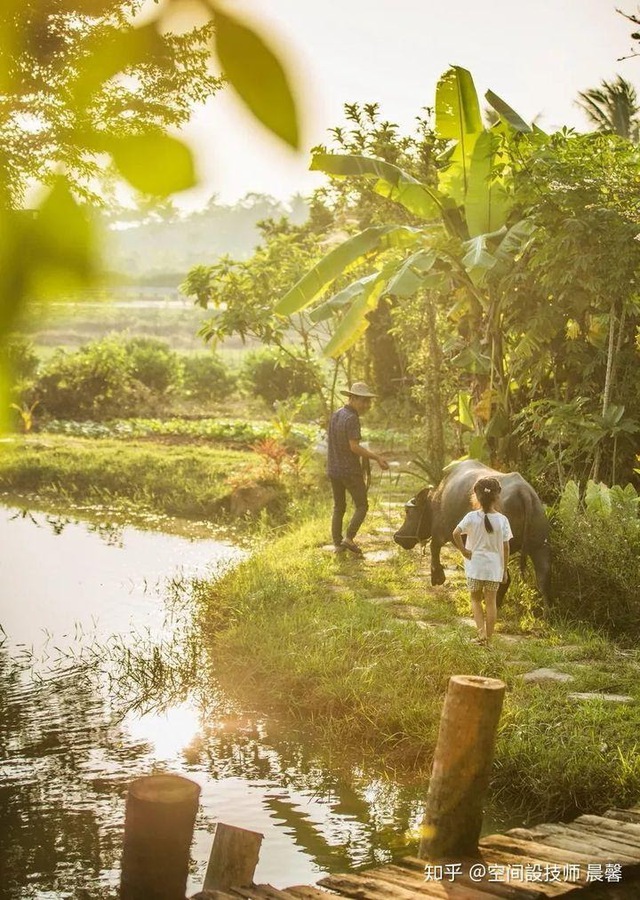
[472,476,502,533]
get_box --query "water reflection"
[0,503,431,898]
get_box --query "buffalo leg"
[430,541,446,586]
[530,542,552,607]
[496,569,511,608]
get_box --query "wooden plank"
[475,849,578,899]
[530,824,640,862]
[204,824,263,893]
[568,815,640,851]
[319,871,450,899]
[393,857,547,900]
[285,888,335,899]
[372,864,510,899]
[480,833,599,866]
[230,886,299,900]
[604,808,640,826]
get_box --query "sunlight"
[127,703,201,760]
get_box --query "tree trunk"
[423,292,446,479]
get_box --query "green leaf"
[485,90,532,133]
[436,67,482,206]
[213,8,299,149]
[385,249,438,297]
[275,225,423,316]
[308,274,379,323]
[557,480,580,524]
[310,153,445,220]
[108,133,197,196]
[458,391,474,429]
[323,283,384,358]
[468,434,491,463]
[436,66,483,139]
[34,177,97,284]
[585,480,612,516]
[465,131,511,237]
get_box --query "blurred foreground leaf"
[107,133,197,196]
[212,6,300,149]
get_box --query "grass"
[0,434,276,519]
[196,499,640,824]
[4,426,640,825]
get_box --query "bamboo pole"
[419,674,506,859]
[120,773,201,900]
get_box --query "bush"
[182,353,235,401]
[124,337,183,394]
[551,480,640,639]
[1,336,39,381]
[32,338,145,420]
[239,347,320,406]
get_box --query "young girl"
[452,476,513,646]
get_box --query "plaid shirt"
[327,405,362,477]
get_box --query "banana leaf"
[275,225,422,315]
[323,280,386,358]
[485,90,532,133]
[308,273,380,323]
[436,67,482,207]
[310,153,445,220]
[465,131,511,237]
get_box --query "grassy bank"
[198,508,640,823]
[0,434,275,519]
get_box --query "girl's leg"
[470,590,486,639]
[484,589,498,641]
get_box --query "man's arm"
[348,439,389,470]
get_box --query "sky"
[177,0,640,207]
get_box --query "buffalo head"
[393,488,432,549]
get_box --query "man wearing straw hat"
[327,381,389,556]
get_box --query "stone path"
[322,524,636,705]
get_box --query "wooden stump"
[120,773,201,900]
[203,822,263,891]
[419,674,505,859]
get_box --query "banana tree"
[275,66,535,459]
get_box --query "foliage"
[182,352,236,401]
[0,0,302,421]
[239,346,323,407]
[0,336,40,382]
[551,480,640,638]
[42,416,319,447]
[0,434,281,520]
[123,337,182,394]
[30,337,143,420]
[577,76,640,141]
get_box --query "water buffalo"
[394,459,551,603]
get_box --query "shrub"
[182,353,235,401]
[32,338,145,420]
[239,347,320,406]
[124,337,183,394]
[1,336,39,381]
[550,480,640,639]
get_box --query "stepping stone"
[364,549,396,563]
[365,596,399,605]
[568,692,634,703]
[522,667,574,684]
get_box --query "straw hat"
[340,381,377,398]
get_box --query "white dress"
[456,510,513,582]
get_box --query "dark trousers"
[330,474,368,546]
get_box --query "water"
[0,504,429,898]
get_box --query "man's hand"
[501,570,509,583]
[462,549,472,560]
[377,455,390,470]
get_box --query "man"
[327,382,389,555]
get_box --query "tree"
[275,67,536,476]
[576,76,640,142]
[0,0,303,422]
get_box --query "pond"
[0,502,439,898]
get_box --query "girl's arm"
[502,541,510,582]
[453,526,471,560]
